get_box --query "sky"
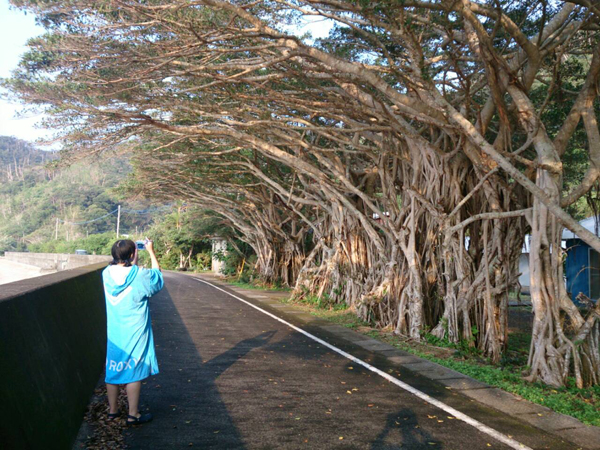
[0,1,333,146]
[0,0,49,143]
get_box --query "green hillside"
[0,136,155,254]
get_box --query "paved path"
[0,257,48,285]
[123,272,584,449]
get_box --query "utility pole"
[116,205,121,239]
[55,217,59,240]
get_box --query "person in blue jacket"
[103,239,164,426]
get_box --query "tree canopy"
[5,0,600,387]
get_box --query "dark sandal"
[107,412,120,421]
[126,413,153,426]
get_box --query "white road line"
[194,277,532,450]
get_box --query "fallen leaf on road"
[339,437,344,440]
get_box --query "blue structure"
[564,217,600,301]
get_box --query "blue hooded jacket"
[103,265,164,384]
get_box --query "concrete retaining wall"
[4,251,111,272]
[0,264,107,450]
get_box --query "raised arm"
[145,239,160,271]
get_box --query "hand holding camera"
[136,238,154,251]
[135,238,160,270]
[145,238,154,253]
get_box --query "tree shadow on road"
[124,285,276,450]
[371,408,443,450]
[202,330,277,378]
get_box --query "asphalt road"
[123,271,574,450]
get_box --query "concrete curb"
[194,273,600,450]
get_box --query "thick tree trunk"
[527,166,566,386]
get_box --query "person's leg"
[125,381,142,418]
[106,383,119,414]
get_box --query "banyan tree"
[5,0,600,387]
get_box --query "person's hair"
[110,239,136,266]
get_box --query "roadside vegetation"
[28,232,116,256]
